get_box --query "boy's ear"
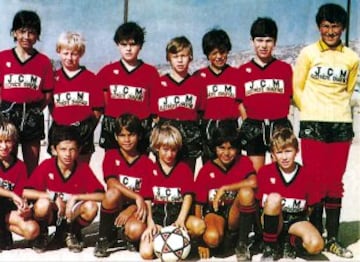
[50,145,57,156]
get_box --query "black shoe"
[94,237,114,257]
[282,242,296,259]
[65,233,83,253]
[32,232,49,253]
[261,244,280,261]
[0,230,13,251]
[235,241,251,261]
[325,237,353,258]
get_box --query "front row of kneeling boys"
[0,113,350,260]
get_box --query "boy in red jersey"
[139,123,205,259]
[256,128,324,260]
[196,29,242,162]
[0,10,54,175]
[48,32,103,163]
[97,22,160,151]
[293,4,359,258]
[0,119,39,251]
[24,125,104,253]
[151,36,202,172]
[238,17,293,172]
[94,114,151,257]
[194,124,257,261]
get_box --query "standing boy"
[97,22,160,151]
[293,3,359,258]
[0,10,54,175]
[196,29,242,162]
[238,17,293,172]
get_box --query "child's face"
[271,145,297,172]
[118,39,141,65]
[168,48,191,76]
[54,140,79,168]
[0,136,15,160]
[59,47,81,71]
[215,142,237,166]
[158,145,178,167]
[116,127,139,154]
[252,36,275,60]
[318,20,344,48]
[208,48,228,70]
[13,28,38,50]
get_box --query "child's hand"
[141,224,158,243]
[114,207,133,227]
[213,187,225,212]
[135,195,147,222]
[198,245,211,259]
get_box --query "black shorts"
[158,118,202,159]
[152,203,182,227]
[48,116,98,155]
[99,115,151,152]
[201,119,240,160]
[0,101,45,142]
[0,198,17,216]
[299,121,353,143]
[239,118,292,155]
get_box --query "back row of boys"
[0,2,358,261]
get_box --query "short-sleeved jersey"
[195,156,255,205]
[102,149,153,196]
[238,59,292,120]
[0,48,54,103]
[195,65,241,120]
[0,158,27,197]
[256,162,317,213]
[52,67,103,125]
[293,41,359,123]
[151,73,202,121]
[142,160,194,205]
[97,60,160,119]
[25,157,104,194]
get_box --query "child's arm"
[174,194,192,229]
[141,200,157,243]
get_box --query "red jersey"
[151,73,202,121]
[52,67,103,125]
[25,158,104,194]
[142,160,194,204]
[97,60,160,119]
[256,162,317,213]
[195,156,255,205]
[196,65,241,120]
[102,149,152,196]
[238,59,292,120]
[0,48,54,103]
[0,158,27,196]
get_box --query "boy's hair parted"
[50,125,81,148]
[11,10,41,41]
[113,22,146,47]
[210,123,240,152]
[56,32,86,56]
[165,36,193,61]
[0,117,18,144]
[270,127,298,152]
[202,28,232,57]
[250,17,278,42]
[114,113,144,137]
[315,3,348,29]
[150,123,182,152]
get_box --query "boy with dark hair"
[97,22,160,151]
[293,3,359,258]
[238,17,293,172]
[256,128,324,260]
[196,29,242,162]
[24,125,104,253]
[0,10,54,175]
[194,124,257,261]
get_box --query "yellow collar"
[318,39,344,52]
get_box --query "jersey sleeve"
[82,164,105,193]
[293,48,311,110]
[102,150,118,182]
[13,160,28,196]
[25,161,48,191]
[194,165,209,204]
[42,56,55,93]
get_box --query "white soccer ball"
[153,225,191,262]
